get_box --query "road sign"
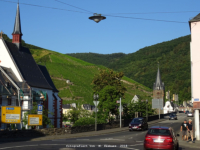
[28,114,42,126]
[37,105,43,115]
[152,99,163,109]
[38,111,42,115]
[194,98,199,102]
[1,106,21,124]
[93,101,99,106]
[116,100,120,103]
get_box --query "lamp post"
[89,13,106,23]
[93,94,99,131]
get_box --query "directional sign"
[93,101,99,106]
[37,105,43,115]
[28,114,43,126]
[1,106,21,124]
[152,99,163,109]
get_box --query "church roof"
[153,66,164,90]
[13,4,22,35]
[155,67,162,87]
[4,40,53,90]
[38,65,59,92]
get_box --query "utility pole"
[120,97,121,128]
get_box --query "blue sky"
[0,0,199,54]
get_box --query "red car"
[144,126,179,150]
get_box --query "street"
[0,113,198,150]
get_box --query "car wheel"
[169,118,170,120]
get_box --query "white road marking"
[0,145,38,149]
[100,138,125,141]
[41,144,66,145]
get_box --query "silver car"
[187,112,193,117]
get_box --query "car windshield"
[148,129,171,135]
[131,118,143,123]
[170,114,175,117]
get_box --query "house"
[0,4,62,129]
[163,101,175,114]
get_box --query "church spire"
[12,3,22,48]
[155,63,162,87]
[153,63,164,90]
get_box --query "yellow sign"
[28,114,43,126]
[1,106,21,124]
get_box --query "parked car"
[187,112,193,117]
[185,110,189,114]
[129,118,148,131]
[143,126,179,150]
[169,114,178,120]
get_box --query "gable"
[0,38,23,82]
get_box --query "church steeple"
[12,3,22,48]
[153,63,164,90]
[155,66,162,88]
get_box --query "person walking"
[180,120,188,141]
[187,119,194,143]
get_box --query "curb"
[0,118,168,142]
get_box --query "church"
[0,4,62,129]
[153,65,165,113]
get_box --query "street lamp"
[89,13,106,23]
[93,94,99,131]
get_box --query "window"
[147,129,171,135]
[131,118,143,123]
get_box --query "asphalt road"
[0,113,198,150]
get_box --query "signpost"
[28,114,42,126]
[1,106,21,124]
[93,99,99,131]
[37,105,43,115]
[152,99,163,119]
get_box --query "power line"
[104,11,200,15]
[55,0,93,13]
[0,0,188,23]
[102,14,187,23]
[0,0,91,14]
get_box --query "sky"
[0,0,200,54]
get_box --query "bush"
[73,117,95,127]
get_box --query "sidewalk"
[0,118,167,142]
[178,136,200,149]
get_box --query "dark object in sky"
[89,13,106,23]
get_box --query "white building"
[189,13,200,140]
[0,4,62,129]
[163,101,175,114]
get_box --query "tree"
[123,99,156,119]
[22,102,53,128]
[65,105,93,124]
[92,69,127,122]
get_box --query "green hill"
[2,34,152,105]
[68,35,191,104]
